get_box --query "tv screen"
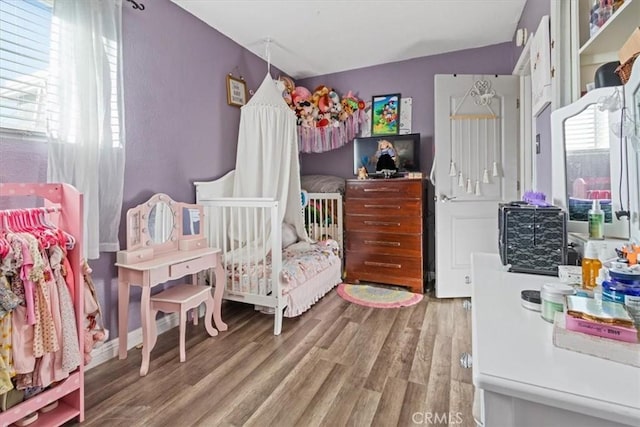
[353,133,420,176]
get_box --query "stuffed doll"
[375,139,398,172]
[82,260,108,365]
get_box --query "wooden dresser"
[345,178,425,293]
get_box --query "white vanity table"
[471,253,640,427]
[116,193,227,376]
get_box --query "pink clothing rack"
[0,183,85,427]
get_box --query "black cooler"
[498,202,568,275]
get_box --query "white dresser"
[471,253,640,427]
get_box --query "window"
[0,0,53,134]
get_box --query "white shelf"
[579,0,639,62]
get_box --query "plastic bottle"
[582,241,602,290]
[588,199,604,240]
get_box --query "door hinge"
[517,180,521,191]
[516,98,520,109]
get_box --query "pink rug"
[336,283,423,308]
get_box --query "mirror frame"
[126,193,179,253]
[551,85,630,239]
[624,63,640,242]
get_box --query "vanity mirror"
[623,63,640,242]
[551,85,630,239]
[119,193,207,264]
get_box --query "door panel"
[434,74,519,298]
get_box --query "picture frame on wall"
[226,74,248,107]
[371,93,400,136]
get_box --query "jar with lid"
[540,282,575,323]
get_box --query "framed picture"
[371,93,400,135]
[226,74,248,107]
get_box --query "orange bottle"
[582,242,602,290]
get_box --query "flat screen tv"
[353,133,421,176]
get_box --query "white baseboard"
[86,313,179,371]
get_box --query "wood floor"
[77,289,474,427]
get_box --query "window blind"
[564,104,610,151]
[0,0,52,134]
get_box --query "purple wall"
[298,42,517,179]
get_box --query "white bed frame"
[194,172,343,335]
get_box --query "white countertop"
[471,253,640,426]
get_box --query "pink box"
[565,314,639,343]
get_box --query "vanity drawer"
[346,180,422,199]
[179,237,208,251]
[170,256,212,278]
[345,214,422,234]
[117,248,154,265]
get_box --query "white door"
[433,75,519,298]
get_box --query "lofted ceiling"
[171,0,527,79]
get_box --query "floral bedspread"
[280,239,340,290]
[224,239,340,294]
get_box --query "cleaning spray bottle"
[588,199,604,240]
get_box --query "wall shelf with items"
[573,0,639,94]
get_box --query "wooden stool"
[149,284,218,363]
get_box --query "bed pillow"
[300,175,345,194]
[281,222,298,248]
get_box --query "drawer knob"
[459,352,473,369]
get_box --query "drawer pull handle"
[363,204,401,209]
[363,188,396,192]
[364,261,401,269]
[363,220,400,227]
[364,240,400,247]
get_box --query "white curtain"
[47,0,125,259]
[232,73,308,252]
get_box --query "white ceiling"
[171,0,527,79]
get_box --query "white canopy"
[232,73,308,243]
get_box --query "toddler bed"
[194,172,343,335]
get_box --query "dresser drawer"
[345,214,422,233]
[169,255,212,278]
[346,179,422,199]
[346,231,421,257]
[345,251,423,292]
[345,199,422,216]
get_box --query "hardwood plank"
[345,388,382,427]
[316,315,352,349]
[341,301,373,323]
[406,295,429,330]
[295,363,354,427]
[449,380,476,427]
[424,334,454,416]
[340,308,398,372]
[436,298,456,338]
[397,380,429,426]
[364,307,416,392]
[386,327,421,381]
[319,372,367,427]
[319,320,360,363]
[368,377,408,426]
[243,349,331,426]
